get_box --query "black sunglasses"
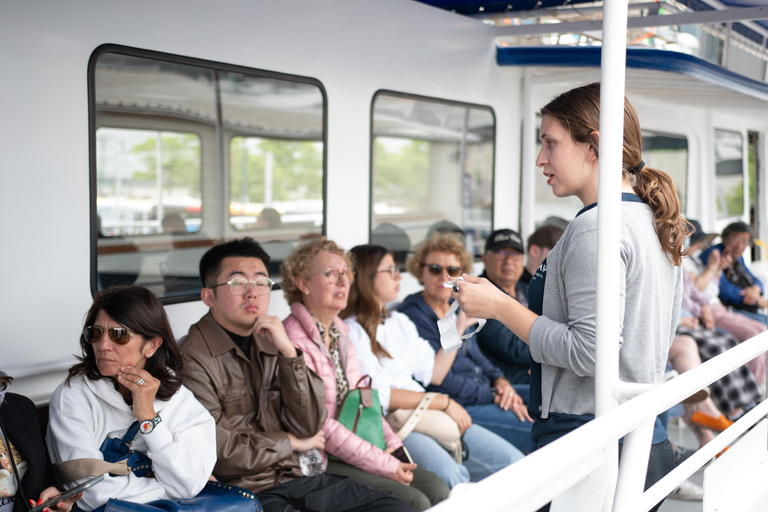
[422,263,461,277]
[83,325,134,345]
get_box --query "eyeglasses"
[376,266,400,279]
[83,325,134,345]
[490,249,523,259]
[422,264,461,277]
[210,277,274,296]
[309,269,355,284]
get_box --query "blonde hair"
[406,234,473,282]
[280,237,352,305]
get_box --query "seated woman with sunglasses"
[398,234,536,454]
[341,244,524,488]
[46,286,216,511]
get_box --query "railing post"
[613,417,655,512]
[595,1,629,510]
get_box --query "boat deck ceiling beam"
[495,6,768,37]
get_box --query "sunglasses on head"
[422,263,461,277]
[83,325,134,345]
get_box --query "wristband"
[443,397,451,411]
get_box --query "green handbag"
[332,375,386,456]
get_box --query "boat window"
[91,47,326,302]
[715,129,745,219]
[370,91,495,262]
[642,131,689,214]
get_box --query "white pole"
[595,1,629,510]
[520,68,537,240]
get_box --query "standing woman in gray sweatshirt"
[452,82,689,509]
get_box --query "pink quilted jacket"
[283,302,402,479]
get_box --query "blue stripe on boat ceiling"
[496,46,768,102]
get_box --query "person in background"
[282,238,448,511]
[46,286,216,512]
[398,234,536,454]
[475,229,532,385]
[700,221,768,324]
[0,373,81,512]
[520,225,564,287]
[451,83,687,512]
[341,244,524,488]
[180,238,406,512]
[684,220,766,384]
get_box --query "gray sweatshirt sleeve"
[529,227,625,377]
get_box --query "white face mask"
[438,278,486,353]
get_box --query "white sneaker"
[668,480,703,501]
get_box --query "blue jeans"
[465,403,537,454]
[402,425,524,488]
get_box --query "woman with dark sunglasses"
[46,286,216,511]
[398,234,536,454]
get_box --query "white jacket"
[46,375,216,511]
[345,312,435,415]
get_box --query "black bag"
[725,261,759,313]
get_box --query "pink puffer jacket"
[283,302,402,479]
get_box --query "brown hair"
[541,82,689,265]
[280,237,352,305]
[406,234,473,282]
[67,286,183,401]
[341,245,393,360]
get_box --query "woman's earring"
[305,290,310,295]
[146,352,153,358]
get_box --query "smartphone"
[29,474,105,512]
[391,446,413,464]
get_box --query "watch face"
[140,420,154,434]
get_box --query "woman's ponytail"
[628,164,690,266]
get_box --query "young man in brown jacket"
[180,238,412,512]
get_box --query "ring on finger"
[453,284,460,293]
[136,378,145,386]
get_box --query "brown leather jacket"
[180,312,327,492]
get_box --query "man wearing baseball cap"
[476,229,532,385]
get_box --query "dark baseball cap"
[485,229,524,254]
[688,219,717,248]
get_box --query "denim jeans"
[402,425,524,488]
[464,403,537,454]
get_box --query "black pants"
[639,439,676,512]
[255,473,414,512]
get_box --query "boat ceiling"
[500,46,768,112]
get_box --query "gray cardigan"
[528,200,682,419]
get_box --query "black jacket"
[0,393,57,512]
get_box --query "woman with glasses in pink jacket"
[281,237,448,512]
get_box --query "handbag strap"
[54,457,130,484]
[395,392,437,440]
[56,421,144,484]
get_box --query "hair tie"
[630,160,645,175]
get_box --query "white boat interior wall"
[2,0,525,401]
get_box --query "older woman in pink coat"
[281,237,448,512]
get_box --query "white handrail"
[430,331,768,512]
